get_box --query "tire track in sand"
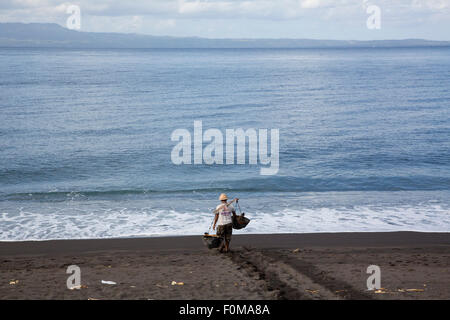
[229,247,372,300]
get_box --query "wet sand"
[0,232,449,300]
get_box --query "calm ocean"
[1,47,449,240]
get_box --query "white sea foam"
[0,203,449,241]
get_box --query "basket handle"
[236,200,243,215]
[207,215,215,234]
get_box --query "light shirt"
[215,203,234,226]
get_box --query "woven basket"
[202,233,223,249]
[232,213,250,230]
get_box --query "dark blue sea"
[1,47,449,240]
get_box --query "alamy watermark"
[366,265,381,290]
[66,265,81,290]
[66,4,81,30]
[364,1,381,30]
[171,121,279,175]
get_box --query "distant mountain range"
[1,23,449,49]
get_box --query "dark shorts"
[217,223,233,242]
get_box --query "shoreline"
[1,231,449,256]
[2,229,450,241]
[1,232,449,299]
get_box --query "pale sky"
[1,0,449,40]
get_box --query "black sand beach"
[1,232,449,300]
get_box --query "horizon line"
[2,22,450,43]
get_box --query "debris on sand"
[398,288,424,292]
[305,289,319,294]
[374,288,389,294]
[68,284,88,290]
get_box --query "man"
[213,193,239,253]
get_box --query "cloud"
[1,0,449,20]
[412,0,450,10]
[0,0,449,39]
[175,0,357,19]
[300,0,325,9]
